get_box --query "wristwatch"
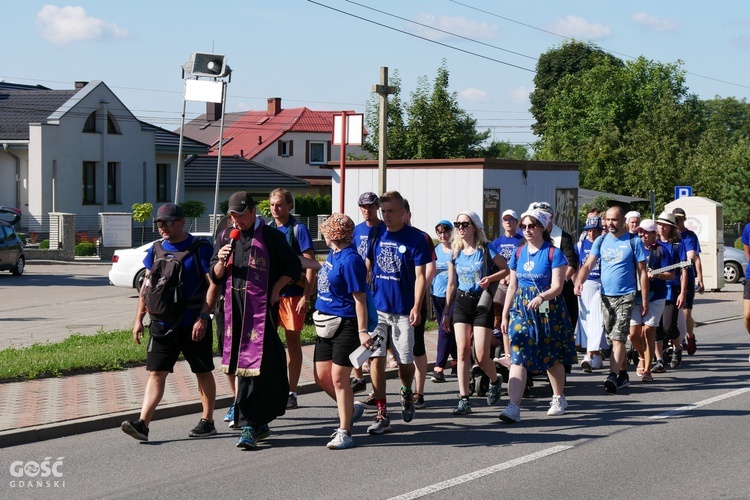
[199,312,210,321]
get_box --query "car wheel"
[135,268,147,292]
[11,256,24,276]
[724,261,742,284]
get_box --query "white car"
[108,232,213,292]
[723,246,747,284]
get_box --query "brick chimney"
[267,97,281,116]
[74,81,88,90]
[207,102,223,121]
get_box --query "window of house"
[278,140,293,157]
[83,111,97,133]
[156,163,169,202]
[82,161,96,204]
[107,112,121,134]
[107,162,120,204]
[308,141,327,164]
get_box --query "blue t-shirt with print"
[143,234,212,327]
[353,221,384,261]
[453,245,498,293]
[680,228,701,282]
[491,233,523,263]
[315,244,367,318]
[645,241,675,301]
[741,222,750,280]
[661,241,685,288]
[576,238,600,281]
[272,220,314,297]
[431,244,452,298]
[590,232,647,296]
[371,224,432,315]
[509,241,568,290]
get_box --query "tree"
[131,203,152,246]
[481,140,529,160]
[179,200,206,231]
[363,70,409,159]
[721,138,750,224]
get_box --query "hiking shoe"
[486,378,502,406]
[189,418,217,438]
[355,392,378,410]
[604,372,618,394]
[121,419,149,441]
[222,402,236,423]
[686,336,697,356]
[453,397,472,415]
[591,354,603,370]
[351,378,367,394]
[499,402,521,423]
[547,395,568,416]
[367,410,392,435]
[670,348,683,369]
[581,356,592,373]
[352,404,365,423]
[400,388,415,423]
[327,428,355,450]
[236,426,257,449]
[616,371,630,390]
[286,393,298,409]
[430,371,446,383]
[253,424,270,441]
[652,359,666,373]
[413,393,426,409]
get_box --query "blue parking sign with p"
[675,186,692,199]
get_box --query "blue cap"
[583,216,603,230]
[436,219,453,230]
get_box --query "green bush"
[39,239,50,249]
[735,238,744,250]
[75,241,97,256]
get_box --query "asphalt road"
[2,319,749,499]
[0,262,138,349]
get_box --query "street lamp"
[174,52,231,233]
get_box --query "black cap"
[228,191,256,213]
[672,207,686,218]
[155,203,183,221]
[358,192,379,206]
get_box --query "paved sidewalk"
[0,287,743,447]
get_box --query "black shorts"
[452,291,494,329]
[412,302,428,357]
[314,317,359,367]
[745,281,750,300]
[146,322,214,373]
[683,277,696,309]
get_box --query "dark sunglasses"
[519,223,540,230]
[453,221,472,229]
[155,220,175,228]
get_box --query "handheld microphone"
[225,229,241,266]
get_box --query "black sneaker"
[253,424,270,441]
[121,419,149,441]
[355,392,378,410]
[189,418,217,438]
[286,393,298,409]
[400,388,415,423]
[478,373,490,398]
[670,348,683,369]
[413,393,425,409]
[604,372,618,394]
[652,359,666,373]
[430,371,445,383]
[366,410,392,435]
[351,378,367,394]
[616,371,630,390]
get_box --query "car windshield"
[0,206,22,225]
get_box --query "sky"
[3,1,750,148]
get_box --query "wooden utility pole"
[372,67,396,195]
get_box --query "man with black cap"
[210,191,302,450]
[121,203,219,442]
[672,207,704,358]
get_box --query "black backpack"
[142,239,210,333]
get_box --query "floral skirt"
[508,285,577,374]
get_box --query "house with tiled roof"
[181,97,370,194]
[0,80,208,232]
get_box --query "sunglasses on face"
[520,223,540,230]
[155,220,175,228]
[453,221,472,229]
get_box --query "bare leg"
[413,353,427,395]
[454,322,473,396]
[506,364,527,406]
[547,363,565,397]
[139,371,168,425]
[195,371,216,421]
[332,364,354,431]
[370,356,387,399]
[473,327,499,384]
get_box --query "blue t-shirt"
[509,241,568,290]
[645,241,675,301]
[491,233,523,263]
[431,244,452,298]
[590,232,647,296]
[680,228,701,282]
[272,220,314,297]
[453,245,498,293]
[143,235,212,327]
[315,244,367,318]
[576,238,600,281]
[371,224,432,315]
[353,221,384,261]
[741,222,750,280]
[661,241,685,288]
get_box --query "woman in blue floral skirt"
[499,208,576,423]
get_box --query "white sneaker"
[547,395,568,416]
[499,402,521,423]
[581,355,592,373]
[591,354,603,370]
[326,428,355,450]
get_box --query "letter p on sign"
[675,186,692,199]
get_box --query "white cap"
[501,209,518,220]
[625,210,641,222]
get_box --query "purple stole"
[221,219,270,377]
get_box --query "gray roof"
[139,121,208,154]
[185,155,308,189]
[0,87,76,140]
[579,188,649,206]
